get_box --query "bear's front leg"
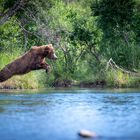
[40,62,51,73]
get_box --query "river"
[0,89,140,140]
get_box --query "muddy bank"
[53,79,106,88]
[0,78,139,89]
[79,80,106,88]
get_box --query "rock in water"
[78,130,97,138]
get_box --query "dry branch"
[106,58,139,76]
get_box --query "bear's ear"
[44,44,52,48]
[48,44,52,47]
[30,46,37,51]
[31,46,39,49]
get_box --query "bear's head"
[43,44,58,60]
[31,44,58,60]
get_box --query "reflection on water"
[0,89,140,140]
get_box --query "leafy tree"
[92,0,140,69]
[35,1,102,81]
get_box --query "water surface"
[0,89,140,140]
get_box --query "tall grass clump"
[106,69,140,88]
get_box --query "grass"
[106,69,140,88]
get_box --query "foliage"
[0,0,140,88]
[0,17,23,51]
[33,1,103,84]
[92,0,140,70]
[106,69,140,88]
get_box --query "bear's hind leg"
[0,67,14,82]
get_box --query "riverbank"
[0,77,139,90]
[52,78,140,88]
[0,47,139,90]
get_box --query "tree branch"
[89,45,100,62]
[0,0,28,25]
[106,58,139,76]
[122,31,130,46]
[16,20,44,42]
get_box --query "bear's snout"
[52,53,58,60]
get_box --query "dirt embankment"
[53,79,106,88]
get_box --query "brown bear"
[0,44,57,82]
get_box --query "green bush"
[106,69,140,88]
